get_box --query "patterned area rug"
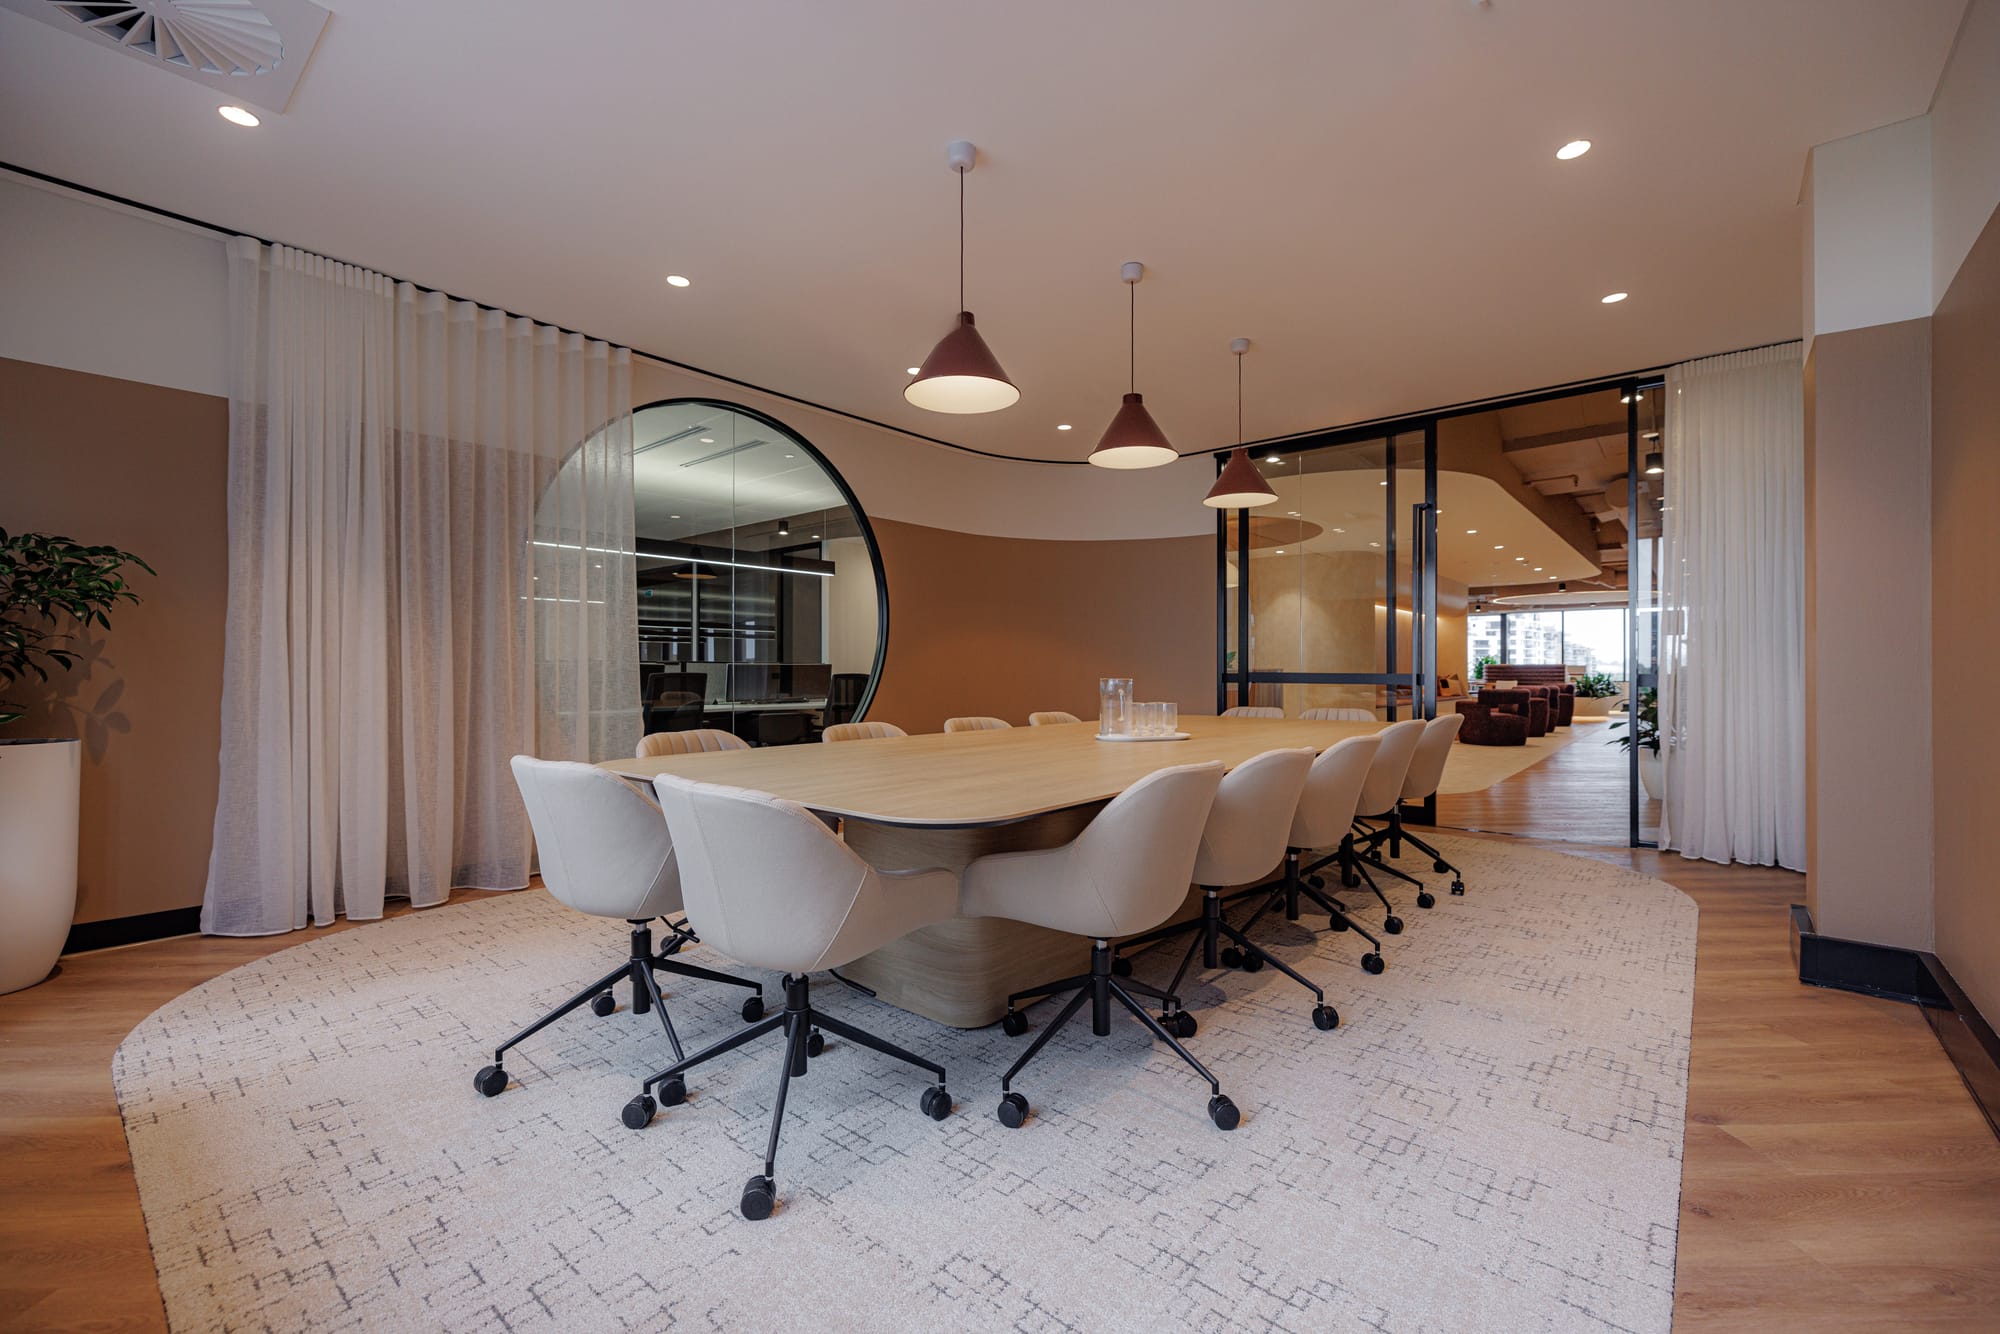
[114,835,1696,1332]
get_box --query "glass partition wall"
[631,400,886,746]
[1219,428,1435,721]
[1217,377,1664,848]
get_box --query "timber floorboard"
[2,737,1996,1330]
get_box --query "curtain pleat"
[203,238,638,936]
[1659,342,1806,871]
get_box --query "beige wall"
[1247,553,1467,715]
[1802,320,1934,950]
[1931,201,2000,1024]
[823,536,880,680]
[863,518,1214,734]
[0,358,228,923]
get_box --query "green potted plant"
[1472,654,1499,683]
[0,529,152,993]
[1570,671,1623,718]
[1608,686,1662,799]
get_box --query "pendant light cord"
[958,168,965,312]
[1236,351,1244,445]
[1128,280,1136,393]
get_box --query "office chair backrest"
[1028,711,1081,726]
[1300,707,1375,722]
[1288,734,1383,849]
[1355,718,1428,817]
[1066,762,1225,936]
[1192,748,1315,887]
[944,716,1012,733]
[511,756,680,920]
[1399,713,1466,802]
[825,671,868,726]
[654,697,706,732]
[823,720,907,743]
[636,728,750,758]
[1222,706,1283,719]
[653,775,943,972]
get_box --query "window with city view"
[1468,608,1628,681]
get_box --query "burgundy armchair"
[1457,698,1529,746]
[1477,687,1550,738]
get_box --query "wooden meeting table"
[601,715,1384,1027]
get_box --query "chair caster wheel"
[1208,1094,1240,1130]
[1433,859,1450,874]
[1111,956,1133,977]
[659,1076,687,1107]
[740,1174,776,1221]
[1384,916,1404,935]
[1417,891,1436,910]
[805,1029,826,1058]
[621,1094,656,1130]
[1164,1010,1197,1038]
[1362,952,1385,975]
[997,1092,1029,1128]
[741,995,764,1023]
[473,1064,507,1097]
[921,1085,952,1120]
[1328,915,1350,933]
[1000,1010,1029,1037]
[1451,880,1465,896]
[1306,874,1326,891]
[590,991,617,1017]
[1218,946,1243,969]
[1239,950,1266,973]
[1312,1004,1340,1031]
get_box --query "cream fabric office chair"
[1111,749,1337,1034]
[1222,705,1283,719]
[944,715,1012,732]
[964,762,1238,1131]
[473,758,765,1102]
[636,728,749,758]
[1229,734,1389,975]
[822,720,907,743]
[1028,711,1081,726]
[1354,713,1467,900]
[1298,717,1428,933]
[1300,707,1375,722]
[644,774,960,1220]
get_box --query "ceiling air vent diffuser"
[1,0,329,113]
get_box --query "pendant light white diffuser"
[905,141,1020,414]
[1204,338,1279,508]
[1088,262,1178,469]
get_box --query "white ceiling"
[0,1,1966,462]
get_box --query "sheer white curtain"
[1659,342,1806,870]
[203,238,638,936]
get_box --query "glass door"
[1218,426,1440,723]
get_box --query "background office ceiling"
[0,1,1966,462]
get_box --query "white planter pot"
[1573,694,1615,718]
[0,738,81,994]
[1639,749,1663,801]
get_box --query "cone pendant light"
[1088,262,1178,469]
[1204,338,1279,509]
[905,141,1019,414]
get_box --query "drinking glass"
[1158,702,1178,736]
[1137,702,1163,736]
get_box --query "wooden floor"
[1436,716,1660,845]
[3,739,1997,1330]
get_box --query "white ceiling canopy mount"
[3,0,330,113]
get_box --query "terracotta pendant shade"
[1204,447,1278,508]
[1088,392,1179,470]
[904,311,1020,414]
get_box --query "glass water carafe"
[1098,678,1134,736]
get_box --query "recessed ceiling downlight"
[665,275,691,288]
[218,104,258,127]
[1557,139,1592,160]
[1601,292,1629,304]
